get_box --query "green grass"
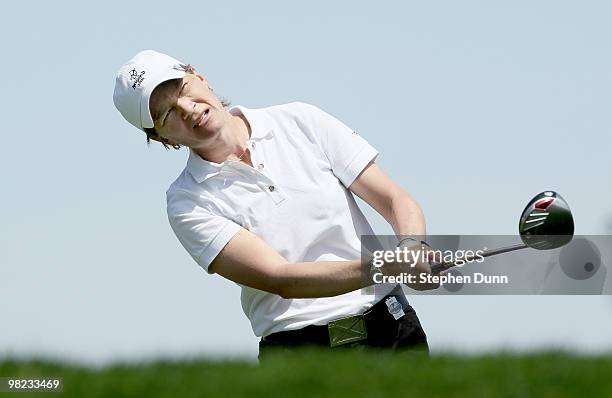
[1,350,611,398]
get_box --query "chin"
[196,126,220,141]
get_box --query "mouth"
[193,108,211,128]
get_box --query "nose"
[177,97,195,121]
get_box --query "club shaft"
[430,243,529,274]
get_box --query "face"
[148,72,229,149]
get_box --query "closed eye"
[179,81,188,95]
[162,82,188,126]
[162,108,173,126]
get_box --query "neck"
[193,113,251,165]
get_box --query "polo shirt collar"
[186,105,274,183]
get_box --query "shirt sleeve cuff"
[337,144,379,188]
[197,222,243,274]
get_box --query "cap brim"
[139,69,186,129]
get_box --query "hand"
[382,240,441,291]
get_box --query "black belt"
[262,286,411,348]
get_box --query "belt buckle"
[327,314,367,348]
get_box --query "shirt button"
[250,142,256,150]
[268,185,275,192]
[258,163,264,170]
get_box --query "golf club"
[430,191,574,274]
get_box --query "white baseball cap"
[113,50,187,131]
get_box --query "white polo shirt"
[166,102,393,337]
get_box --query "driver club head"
[519,191,574,250]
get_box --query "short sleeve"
[166,190,243,273]
[296,102,379,187]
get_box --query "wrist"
[397,236,431,248]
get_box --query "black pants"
[259,291,428,360]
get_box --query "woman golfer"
[113,50,437,358]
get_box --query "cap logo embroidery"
[129,69,145,90]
